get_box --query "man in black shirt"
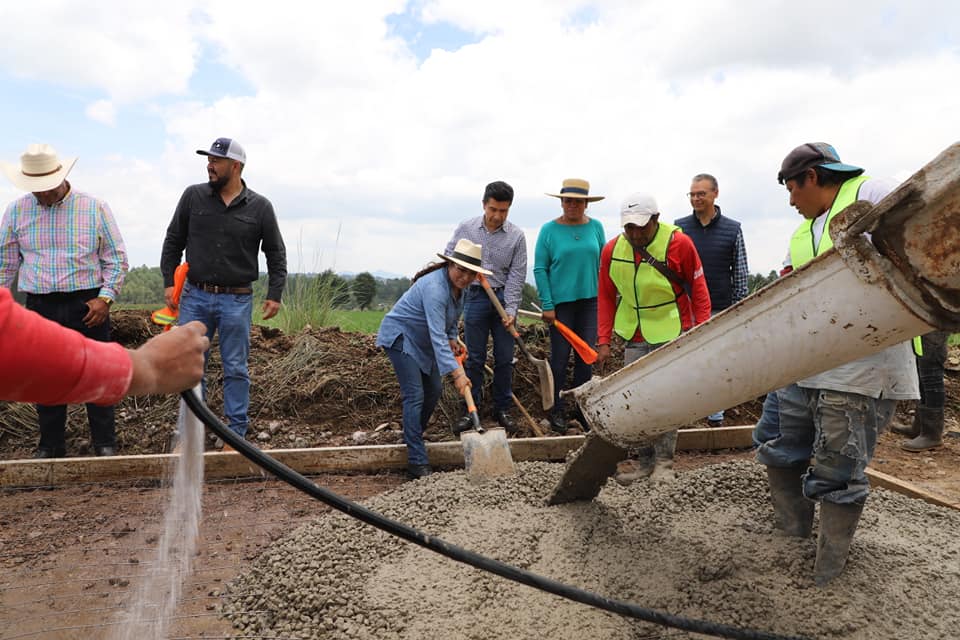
[160,138,286,445]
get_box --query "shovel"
[517,309,598,364]
[477,274,555,412]
[455,350,516,481]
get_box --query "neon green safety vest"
[609,224,683,344]
[789,175,869,268]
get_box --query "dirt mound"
[1,310,957,461]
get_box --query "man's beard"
[209,174,229,193]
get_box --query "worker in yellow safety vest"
[596,192,711,484]
[757,142,919,586]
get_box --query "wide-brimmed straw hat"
[2,143,77,192]
[438,239,493,275]
[545,178,604,202]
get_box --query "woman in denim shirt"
[376,239,492,479]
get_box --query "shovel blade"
[460,427,515,482]
[533,358,555,411]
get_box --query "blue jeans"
[550,297,597,417]
[752,389,783,448]
[756,384,896,504]
[463,287,514,413]
[384,336,440,466]
[178,283,253,437]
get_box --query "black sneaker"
[495,410,518,434]
[452,414,474,436]
[549,414,569,434]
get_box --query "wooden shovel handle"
[477,274,519,338]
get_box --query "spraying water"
[114,387,205,639]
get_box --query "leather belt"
[190,280,253,295]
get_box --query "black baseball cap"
[778,142,863,184]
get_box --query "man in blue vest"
[675,173,749,427]
[757,142,919,586]
[597,192,711,483]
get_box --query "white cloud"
[0,0,198,102]
[85,99,116,125]
[2,1,959,282]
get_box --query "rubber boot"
[814,500,865,586]
[901,407,944,452]
[765,465,815,538]
[890,411,920,438]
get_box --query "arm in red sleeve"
[0,288,132,405]
[668,235,712,327]
[596,237,618,346]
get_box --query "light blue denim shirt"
[376,266,463,375]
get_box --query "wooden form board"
[0,427,753,488]
[2,425,956,512]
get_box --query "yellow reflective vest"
[609,225,683,344]
[789,175,870,268]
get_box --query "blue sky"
[1,1,959,282]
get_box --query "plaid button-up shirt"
[0,187,128,300]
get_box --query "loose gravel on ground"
[223,460,960,639]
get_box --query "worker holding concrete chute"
[376,239,492,480]
[596,192,711,483]
[758,142,919,586]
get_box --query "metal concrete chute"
[549,142,960,504]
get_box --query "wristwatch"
[98,296,114,307]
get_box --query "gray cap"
[197,137,246,163]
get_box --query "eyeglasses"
[452,264,476,276]
[687,191,712,199]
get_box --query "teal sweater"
[533,218,606,310]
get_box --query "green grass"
[327,310,386,334]
[950,333,960,347]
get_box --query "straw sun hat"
[2,143,77,193]
[438,239,493,275]
[545,178,605,202]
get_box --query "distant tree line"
[16,265,784,309]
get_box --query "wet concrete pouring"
[2,314,959,638]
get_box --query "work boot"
[890,412,920,438]
[613,457,655,486]
[452,415,474,436]
[649,458,676,483]
[814,500,865,586]
[901,407,944,452]
[407,463,433,479]
[765,465,815,537]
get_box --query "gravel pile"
[222,460,960,639]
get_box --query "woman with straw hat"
[534,178,606,432]
[376,239,492,479]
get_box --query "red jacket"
[598,231,712,345]
[0,287,131,405]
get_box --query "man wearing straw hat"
[0,143,129,458]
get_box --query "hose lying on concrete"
[181,389,809,640]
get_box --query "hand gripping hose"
[181,389,810,640]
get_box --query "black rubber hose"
[181,390,811,640]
